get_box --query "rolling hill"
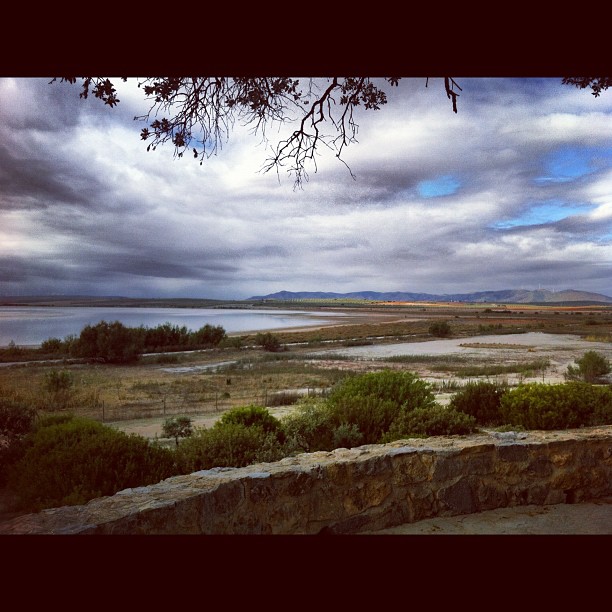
[247,289,612,304]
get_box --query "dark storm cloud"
[96,254,239,279]
[0,143,103,210]
[0,255,80,282]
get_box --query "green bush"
[42,370,76,410]
[331,422,364,448]
[176,422,285,472]
[36,412,77,428]
[499,382,612,430]
[325,370,436,445]
[0,394,37,441]
[43,370,74,393]
[6,415,176,512]
[449,381,508,426]
[383,405,477,441]
[565,350,610,383]
[219,405,285,443]
[326,394,399,445]
[0,393,38,486]
[254,332,281,352]
[280,398,337,453]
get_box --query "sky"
[0,77,611,300]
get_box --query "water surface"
[0,306,353,346]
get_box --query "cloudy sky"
[1,77,611,300]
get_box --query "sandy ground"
[359,496,612,535]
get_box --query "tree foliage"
[71,320,143,363]
[40,320,226,362]
[254,332,281,352]
[561,77,612,98]
[162,416,194,447]
[51,77,466,188]
[565,350,611,383]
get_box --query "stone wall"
[1,426,610,534]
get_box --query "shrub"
[331,422,364,448]
[220,336,243,349]
[219,405,285,443]
[429,321,452,337]
[565,350,610,383]
[449,381,508,426]
[188,323,226,348]
[383,405,477,441]
[254,332,281,352]
[43,370,74,394]
[325,370,436,445]
[0,393,38,486]
[176,422,285,472]
[40,337,66,354]
[6,415,176,512]
[499,382,612,430]
[326,394,399,445]
[267,391,301,406]
[280,398,337,453]
[41,369,77,410]
[0,394,37,441]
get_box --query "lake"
[0,306,352,347]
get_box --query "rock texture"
[1,426,610,534]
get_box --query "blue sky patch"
[493,200,597,229]
[417,175,460,198]
[535,145,612,184]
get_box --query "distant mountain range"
[247,289,612,304]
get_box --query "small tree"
[565,351,611,383]
[42,370,75,410]
[43,370,74,394]
[162,416,194,447]
[254,332,281,352]
[429,321,451,337]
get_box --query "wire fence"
[80,387,326,423]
